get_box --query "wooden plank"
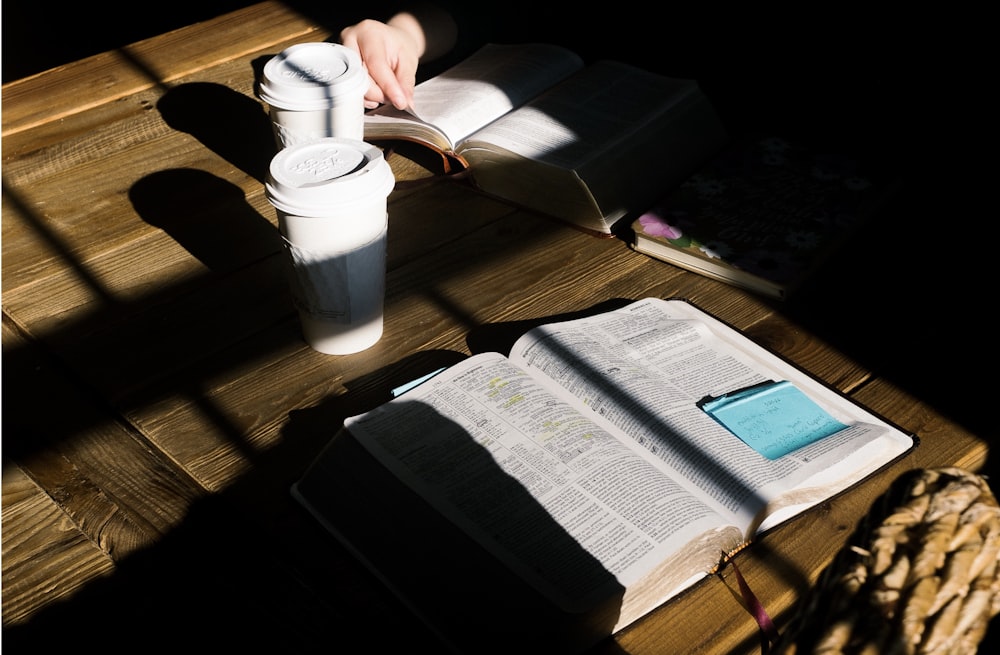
[0,2,328,136]
[1,134,474,308]
[739,312,873,393]
[1,320,441,649]
[2,184,514,396]
[1,462,446,652]
[2,318,207,514]
[1,318,206,567]
[1,463,116,626]
[1,109,465,302]
[851,377,990,474]
[2,71,279,294]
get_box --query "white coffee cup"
[258,42,368,148]
[265,138,395,355]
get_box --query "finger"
[367,61,409,111]
[364,72,386,108]
[393,56,418,110]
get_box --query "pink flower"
[639,212,682,239]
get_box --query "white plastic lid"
[265,138,394,216]
[258,42,368,110]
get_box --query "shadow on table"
[157,81,278,184]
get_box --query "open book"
[364,43,728,236]
[293,298,914,653]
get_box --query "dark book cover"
[624,134,900,299]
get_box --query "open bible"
[364,43,728,236]
[293,298,914,653]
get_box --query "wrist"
[386,12,426,59]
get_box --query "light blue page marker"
[391,367,448,398]
[700,380,847,459]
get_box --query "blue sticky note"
[700,380,847,459]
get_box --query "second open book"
[364,43,728,236]
[293,298,914,653]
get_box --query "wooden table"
[2,2,993,652]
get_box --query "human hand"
[340,18,422,111]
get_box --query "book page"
[453,62,725,234]
[509,298,913,533]
[364,43,583,150]
[344,352,742,614]
[459,61,701,168]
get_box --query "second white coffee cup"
[265,138,395,355]
[258,42,368,148]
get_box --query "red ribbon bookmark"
[727,556,780,654]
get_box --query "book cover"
[624,134,899,299]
